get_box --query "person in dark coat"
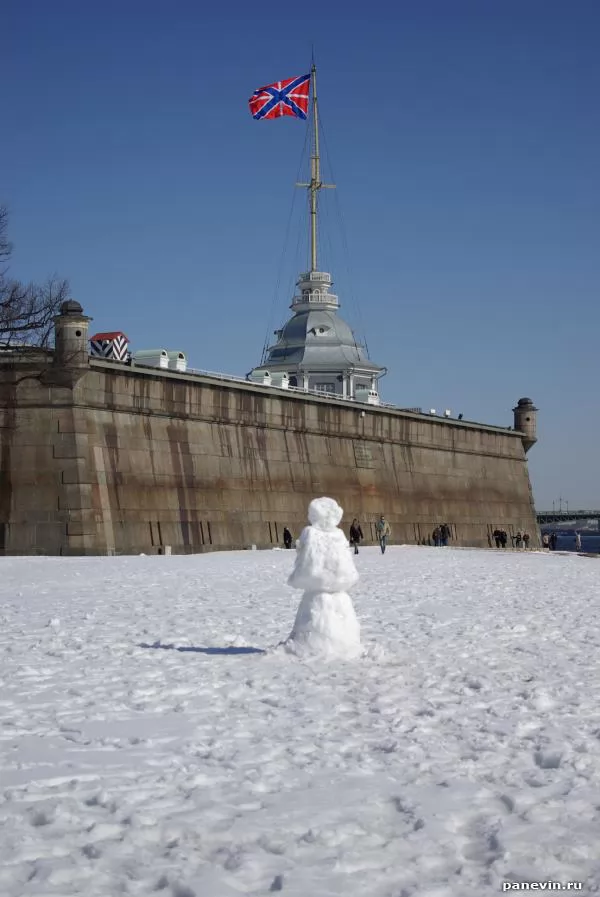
[349,518,363,555]
[283,527,293,549]
[440,523,451,547]
[433,526,441,547]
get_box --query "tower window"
[75,330,82,337]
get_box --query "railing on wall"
[128,359,380,407]
[90,356,495,427]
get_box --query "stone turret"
[48,299,92,386]
[513,397,538,452]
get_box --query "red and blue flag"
[249,73,310,121]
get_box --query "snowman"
[285,496,361,659]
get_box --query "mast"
[297,63,334,273]
[309,63,320,273]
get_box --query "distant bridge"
[537,510,600,525]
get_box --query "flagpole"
[296,64,334,273]
[310,63,319,273]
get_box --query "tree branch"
[0,205,70,351]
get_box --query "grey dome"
[266,309,370,367]
[249,266,385,399]
[60,299,83,316]
[517,397,534,406]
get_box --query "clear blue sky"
[3,1,599,510]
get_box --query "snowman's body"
[286,497,361,659]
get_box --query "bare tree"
[0,206,11,261]
[0,205,69,350]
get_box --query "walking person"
[542,533,549,550]
[375,515,391,554]
[514,531,523,549]
[500,530,508,549]
[283,527,293,549]
[522,531,530,550]
[349,518,363,555]
[432,526,441,547]
[575,531,582,552]
[493,528,502,548]
[440,523,451,547]
[549,532,558,551]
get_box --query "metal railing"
[94,356,484,424]
[298,271,332,284]
[291,292,339,307]
[130,359,377,405]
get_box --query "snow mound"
[286,590,361,659]
[286,497,361,659]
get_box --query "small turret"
[53,300,92,368]
[513,397,538,452]
[46,300,92,386]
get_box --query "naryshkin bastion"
[0,65,539,556]
[0,295,539,556]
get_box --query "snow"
[287,497,361,658]
[306,495,345,530]
[286,591,361,660]
[1,546,599,896]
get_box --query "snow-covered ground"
[1,546,599,897]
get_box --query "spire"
[296,64,335,273]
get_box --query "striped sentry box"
[89,331,129,362]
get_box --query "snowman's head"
[307,496,343,531]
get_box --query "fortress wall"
[0,361,538,555]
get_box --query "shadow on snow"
[139,641,266,656]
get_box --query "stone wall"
[0,359,539,555]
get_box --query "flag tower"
[249,66,386,402]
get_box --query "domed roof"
[265,309,370,367]
[517,397,534,406]
[60,299,84,316]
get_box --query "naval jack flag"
[249,73,310,120]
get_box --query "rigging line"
[280,183,308,341]
[320,182,334,278]
[260,124,311,364]
[295,168,309,276]
[321,117,369,355]
[260,144,308,363]
[318,114,371,357]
